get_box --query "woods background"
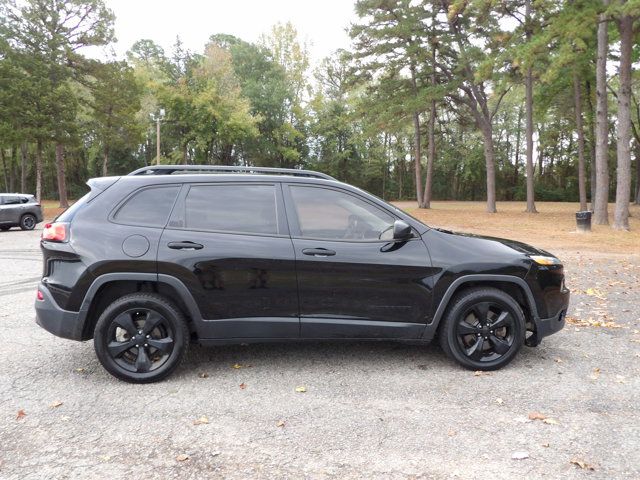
[1,0,639,230]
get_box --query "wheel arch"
[423,274,539,341]
[78,273,202,340]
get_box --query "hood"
[429,227,554,258]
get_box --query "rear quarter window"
[113,185,180,227]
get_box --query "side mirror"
[392,220,413,241]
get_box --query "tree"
[612,0,638,230]
[594,0,610,225]
[89,61,143,176]
[440,0,512,213]
[0,0,115,206]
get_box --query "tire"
[19,214,36,230]
[93,293,189,383]
[438,287,525,371]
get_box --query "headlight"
[530,255,562,266]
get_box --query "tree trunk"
[594,1,610,225]
[525,65,537,212]
[422,42,437,209]
[102,146,109,177]
[0,149,7,192]
[585,80,597,204]
[574,75,588,211]
[55,143,69,208]
[35,140,43,203]
[524,0,537,213]
[613,14,633,230]
[514,106,523,190]
[481,122,497,213]
[635,141,640,204]
[20,143,27,193]
[413,112,424,207]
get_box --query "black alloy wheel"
[439,287,525,371]
[20,214,36,230]
[94,293,189,383]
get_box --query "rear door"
[284,184,436,339]
[158,182,299,339]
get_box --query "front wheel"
[438,287,525,371]
[94,293,189,383]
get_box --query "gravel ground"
[0,228,638,479]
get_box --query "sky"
[100,0,359,67]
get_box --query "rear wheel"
[93,293,189,383]
[20,214,36,230]
[438,287,525,371]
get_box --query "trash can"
[576,211,592,232]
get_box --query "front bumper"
[527,289,569,346]
[35,283,83,340]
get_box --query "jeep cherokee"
[35,165,569,383]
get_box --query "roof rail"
[128,164,336,180]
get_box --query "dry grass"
[43,198,639,255]
[394,201,640,255]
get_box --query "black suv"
[0,193,43,231]
[35,165,569,383]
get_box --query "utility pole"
[151,108,165,165]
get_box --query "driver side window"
[290,186,395,240]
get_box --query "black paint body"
[35,174,569,346]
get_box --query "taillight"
[42,222,68,242]
[36,290,44,301]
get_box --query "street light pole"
[153,108,165,165]
[156,115,161,165]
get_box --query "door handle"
[167,241,204,250]
[302,248,336,257]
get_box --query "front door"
[284,184,435,339]
[158,182,299,339]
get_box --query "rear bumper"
[35,283,83,340]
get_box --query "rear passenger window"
[114,186,179,227]
[185,184,277,235]
[3,196,21,205]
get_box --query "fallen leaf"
[198,372,209,378]
[543,418,559,425]
[590,367,601,380]
[99,455,111,462]
[193,416,209,425]
[447,429,456,437]
[496,398,504,405]
[276,420,285,427]
[176,454,190,462]
[512,451,529,460]
[75,368,86,373]
[16,409,26,420]
[585,288,605,299]
[570,458,595,470]
[232,364,243,369]
[295,386,307,393]
[49,400,63,408]
[239,383,247,390]
[473,371,491,376]
[528,411,547,421]
[554,358,563,363]
[541,443,550,448]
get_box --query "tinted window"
[114,186,180,227]
[185,184,277,235]
[290,186,395,240]
[3,196,21,205]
